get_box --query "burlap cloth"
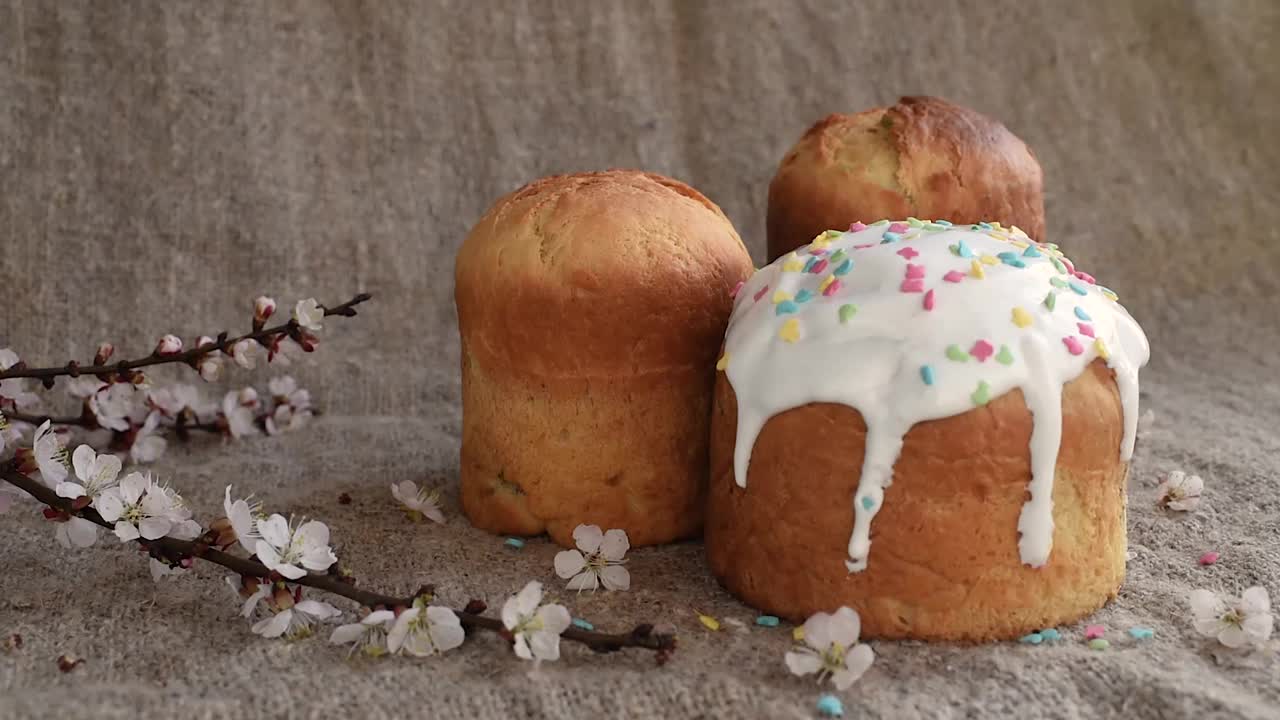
[1,1,1277,718]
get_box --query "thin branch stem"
[0,294,372,383]
[4,409,224,435]
[0,466,674,657]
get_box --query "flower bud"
[236,386,260,409]
[195,335,216,350]
[197,356,222,382]
[155,335,183,356]
[93,343,114,365]
[271,584,295,611]
[253,296,277,327]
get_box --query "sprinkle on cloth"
[1089,638,1111,651]
[1084,625,1106,640]
[1199,551,1220,565]
[572,618,594,631]
[753,284,770,302]
[697,612,721,631]
[816,695,845,718]
[756,615,781,627]
[1128,627,1154,640]
[504,538,525,549]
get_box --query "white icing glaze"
[721,220,1149,572]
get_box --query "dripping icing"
[722,222,1150,572]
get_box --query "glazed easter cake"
[705,219,1150,641]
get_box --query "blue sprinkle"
[1128,627,1155,640]
[775,300,799,316]
[755,615,780,627]
[572,618,594,631]
[1039,628,1061,641]
[920,365,935,386]
[504,538,525,549]
[794,289,814,303]
[997,251,1019,262]
[860,496,876,511]
[978,221,993,230]
[1004,258,1026,268]
[833,259,853,276]
[1022,245,1042,258]
[880,232,902,243]
[934,219,952,226]
[1074,306,1092,321]
[803,257,817,273]
[950,240,974,258]
[816,694,844,718]
[1019,632,1044,645]
[1068,280,1089,296]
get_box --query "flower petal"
[387,608,418,653]
[55,482,87,500]
[114,522,140,542]
[329,623,366,645]
[536,603,572,635]
[572,524,604,554]
[94,489,124,521]
[274,563,307,580]
[500,596,521,630]
[599,565,630,591]
[296,600,341,620]
[139,517,171,540]
[427,606,465,652]
[1218,624,1247,648]
[1189,589,1223,620]
[514,581,543,617]
[119,472,148,505]
[598,529,630,561]
[784,649,823,677]
[529,630,561,661]
[66,518,99,548]
[512,634,533,660]
[827,606,862,648]
[802,612,833,652]
[841,643,876,687]
[72,445,96,483]
[1242,613,1274,644]
[1241,587,1271,615]
[296,520,331,551]
[364,610,396,627]
[254,611,292,638]
[257,514,291,548]
[255,539,282,568]
[554,550,587,579]
[566,570,599,592]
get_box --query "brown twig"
[0,465,675,658]
[4,409,223,435]
[0,293,372,384]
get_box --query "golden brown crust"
[766,96,1045,262]
[705,360,1127,642]
[456,170,754,547]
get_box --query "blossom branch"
[0,465,675,658]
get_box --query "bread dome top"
[720,219,1149,572]
[456,170,753,376]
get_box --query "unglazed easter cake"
[705,219,1150,641]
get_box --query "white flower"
[267,336,306,366]
[268,375,297,398]
[66,376,107,399]
[222,388,260,438]
[32,420,68,487]
[222,485,262,553]
[55,444,121,503]
[293,299,324,332]
[554,524,630,591]
[148,384,199,417]
[130,412,167,464]
[197,354,223,382]
[254,296,277,324]
[154,334,183,356]
[265,403,312,435]
[96,472,193,542]
[501,581,571,662]
[330,609,397,657]
[55,516,100,549]
[1157,470,1203,511]
[233,577,272,618]
[390,481,445,524]
[252,598,342,640]
[785,607,875,691]
[1191,587,1273,649]
[254,514,337,579]
[386,604,465,657]
[89,383,143,432]
[231,339,261,370]
[0,349,39,409]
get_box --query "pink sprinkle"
[1074,270,1096,285]
[730,280,744,299]
[1085,625,1105,640]
[969,340,994,362]
[923,289,935,311]
[752,285,770,302]
[900,278,925,293]
[849,222,867,232]
[1078,323,1095,338]
[887,222,910,234]
[1063,336,1084,355]
[897,247,919,260]
[854,243,875,250]
[943,270,966,283]
[905,263,926,279]
[822,279,843,297]
[1199,551,1220,566]
[810,248,827,256]
[810,259,829,274]
[1060,256,1076,275]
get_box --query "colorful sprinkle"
[803,257,818,273]
[1074,270,1097,285]
[1019,633,1044,645]
[1089,638,1110,651]
[810,259,829,274]
[730,280,744,298]
[920,365,935,386]
[716,352,730,371]
[897,247,919,260]
[1128,627,1154,640]
[996,345,1014,365]
[793,626,805,641]
[1074,306,1092,321]
[829,249,847,265]
[1022,245,1042,258]
[943,270,966,283]
[950,240,974,258]
[945,345,969,362]
[1099,286,1119,301]
[809,248,827,256]
[833,258,853,276]
[1199,551,1220,565]
[572,618,595,631]
[816,694,844,718]
[970,340,994,362]
[1003,257,1026,268]
[848,221,866,232]
[818,275,835,293]
[881,231,903,243]
[888,222,910,234]
[1078,323,1095,338]
[970,260,985,279]
[979,254,999,266]
[860,495,876,510]
[794,289,814,303]
[1044,292,1057,311]
[822,279,843,297]
[905,263,925,279]
[838,304,857,323]
[1039,629,1062,641]
[771,289,791,304]
[934,219,953,226]
[755,615,780,627]
[971,380,991,406]
[504,537,525,549]
[775,300,799,316]
[997,251,1019,263]
[1094,338,1110,360]
[698,613,721,631]
[900,278,924,293]
[782,259,804,272]
[1068,280,1088,296]
[779,319,800,343]
[1085,625,1106,640]
[1063,336,1084,355]
[906,217,924,228]
[1012,307,1033,328]
[1050,277,1069,289]
[978,221,993,230]
[753,285,770,302]
[924,222,948,230]
[923,289,935,311]
[1051,257,1068,274]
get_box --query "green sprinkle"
[971,380,991,406]
[1044,242,1059,250]
[945,345,969,362]
[824,229,842,238]
[907,217,924,228]
[803,257,817,273]
[995,346,1014,365]
[1044,292,1057,311]
[934,219,952,226]
[872,219,889,226]
[1128,627,1154,640]
[838,304,857,323]
[1068,280,1088,296]
[924,222,948,231]
[572,618,594,631]
[1089,638,1110,651]
[1051,257,1067,274]
[829,249,847,265]
[1050,276,1069,289]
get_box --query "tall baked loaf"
[456,170,753,548]
[767,96,1045,262]
[706,220,1149,641]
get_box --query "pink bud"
[195,335,216,350]
[155,335,183,356]
[94,343,114,365]
[254,296,277,323]
[1199,551,1220,566]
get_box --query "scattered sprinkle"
[1085,625,1106,640]
[897,247,919,260]
[838,304,857,323]
[950,240,974,258]
[969,340,995,362]
[1039,629,1062,641]
[1199,551,1220,566]
[792,626,805,642]
[810,259,829,274]
[816,695,844,718]
[906,217,924,228]
[945,345,969,362]
[1074,306,1092,321]
[1050,277,1069,289]
[1099,286,1119,301]
[730,280,744,298]
[1094,338,1110,360]
[775,300,799,316]
[573,618,595,631]
[1022,246,1042,258]
[822,279,843,297]
[1019,632,1044,645]
[1044,292,1057,311]
[881,231,903,243]
[1074,270,1097,285]
[905,263,926,279]
[1088,638,1110,651]
[803,257,818,273]
[1128,627,1154,640]
[970,260,985,279]
[997,251,1019,263]
[996,345,1014,365]
[504,538,525,549]
[925,222,948,230]
[979,254,999,266]
[1078,323,1095,338]
[698,613,721,631]
[715,353,730,371]
[833,258,853,276]
[782,259,804,272]
[809,248,827,256]
[818,275,835,293]
[772,289,791,304]
[920,365,936,386]
[860,495,876,510]
[888,222,910,234]
[943,270,966,283]
[829,249,847,265]
[1012,306,1033,328]
[971,380,991,406]
[794,289,814,303]
[848,221,866,232]
[1063,336,1084,355]
[779,319,800,343]
[756,615,780,627]
[934,219,953,226]
[1068,280,1089,296]
[753,285,770,302]
[1051,257,1068,274]
[923,289,936,311]
[900,278,924,293]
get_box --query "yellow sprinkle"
[1101,287,1119,302]
[1010,225,1025,237]
[716,352,730,371]
[811,232,832,249]
[771,289,792,304]
[792,626,805,641]
[979,254,999,266]
[1012,307,1033,328]
[779,319,801,343]
[1010,240,1028,249]
[782,259,804,272]
[698,613,721,631]
[818,275,835,292]
[1094,338,1110,360]
[970,260,985,279]
[991,221,1003,229]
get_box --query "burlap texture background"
[1,1,1277,718]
